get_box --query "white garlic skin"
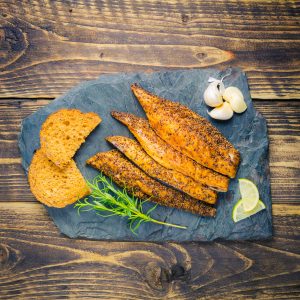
[208,102,234,120]
[223,86,247,113]
[203,81,225,107]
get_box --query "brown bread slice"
[29,149,90,208]
[87,150,216,217]
[40,109,101,168]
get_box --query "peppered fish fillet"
[111,111,229,193]
[87,150,216,217]
[106,136,217,204]
[131,84,240,178]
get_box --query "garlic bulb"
[203,81,225,107]
[223,87,247,113]
[208,102,233,120]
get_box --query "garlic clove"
[203,81,225,107]
[207,102,234,120]
[223,86,247,113]
[228,96,247,113]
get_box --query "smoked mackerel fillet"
[111,111,228,194]
[107,136,217,204]
[87,150,216,217]
[131,84,240,178]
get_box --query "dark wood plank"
[0,99,299,203]
[0,202,299,299]
[0,0,299,99]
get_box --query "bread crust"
[28,149,90,208]
[40,109,101,168]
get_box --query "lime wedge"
[239,178,259,212]
[232,199,266,222]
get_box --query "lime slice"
[232,199,266,223]
[239,178,259,212]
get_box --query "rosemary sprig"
[75,173,187,234]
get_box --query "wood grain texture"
[0,99,299,204]
[0,202,299,299]
[0,1,299,298]
[0,0,299,99]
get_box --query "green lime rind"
[232,199,266,223]
[238,178,260,212]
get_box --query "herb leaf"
[75,173,187,234]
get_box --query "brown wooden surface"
[0,0,299,99]
[0,0,300,299]
[0,202,299,299]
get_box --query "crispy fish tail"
[87,150,216,217]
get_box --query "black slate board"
[19,68,272,241]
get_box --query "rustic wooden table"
[1,1,299,299]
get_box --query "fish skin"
[87,150,216,217]
[106,135,217,204]
[131,84,240,178]
[111,111,229,194]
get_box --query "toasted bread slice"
[28,149,90,208]
[40,109,101,168]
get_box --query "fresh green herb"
[75,173,187,234]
